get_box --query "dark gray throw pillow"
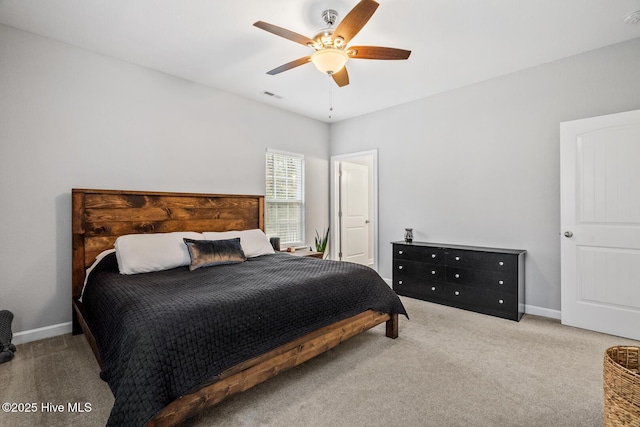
[183,238,247,271]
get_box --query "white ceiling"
[1,0,639,122]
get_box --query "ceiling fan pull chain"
[328,78,334,119]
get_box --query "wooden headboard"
[71,189,264,299]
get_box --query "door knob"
[564,231,573,238]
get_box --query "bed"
[71,188,407,426]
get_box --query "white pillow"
[201,230,241,241]
[80,248,116,301]
[202,229,275,258]
[115,232,204,275]
[238,229,276,257]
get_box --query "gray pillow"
[183,238,246,271]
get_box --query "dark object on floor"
[0,310,16,363]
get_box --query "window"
[265,150,305,246]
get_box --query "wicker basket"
[604,346,640,426]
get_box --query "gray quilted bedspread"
[82,252,407,426]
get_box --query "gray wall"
[330,37,640,315]
[0,24,330,337]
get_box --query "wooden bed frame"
[71,188,399,427]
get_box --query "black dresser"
[392,241,526,321]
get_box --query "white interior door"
[560,109,640,340]
[339,161,369,265]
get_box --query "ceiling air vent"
[262,91,283,100]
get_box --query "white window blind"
[265,150,305,245]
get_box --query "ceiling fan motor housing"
[322,9,338,26]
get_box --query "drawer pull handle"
[431,270,436,275]
[398,250,403,255]
[398,266,403,270]
[455,256,460,261]
[455,273,460,279]
[499,261,504,266]
[431,286,436,291]
[398,280,403,285]
[498,280,504,285]
[431,254,436,258]
[498,299,504,304]
[454,291,460,296]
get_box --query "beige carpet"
[1,296,638,426]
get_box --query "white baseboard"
[523,304,561,320]
[12,321,72,345]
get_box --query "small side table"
[285,249,324,259]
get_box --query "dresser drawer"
[437,283,517,313]
[446,250,517,275]
[445,267,517,294]
[394,260,445,282]
[394,277,441,296]
[394,281,455,306]
[471,289,519,320]
[466,287,516,314]
[393,244,445,265]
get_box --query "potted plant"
[314,228,329,258]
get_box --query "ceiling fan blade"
[332,67,350,87]
[253,21,316,47]
[333,0,379,44]
[267,56,311,75]
[348,46,411,60]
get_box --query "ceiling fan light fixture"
[311,48,349,75]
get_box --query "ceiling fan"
[253,0,411,87]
